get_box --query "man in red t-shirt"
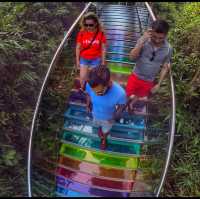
[76,12,107,90]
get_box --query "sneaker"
[100,132,109,150]
[100,137,107,150]
[98,128,103,139]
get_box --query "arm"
[129,42,144,60]
[86,93,92,113]
[113,96,139,120]
[76,43,81,69]
[129,29,152,60]
[113,104,127,121]
[158,63,171,85]
[113,91,127,120]
[151,63,171,94]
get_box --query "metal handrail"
[144,2,176,197]
[27,2,93,197]
[145,2,156,21]
[27,2,176,197]
[135,3,143,34]
[106,59,135,65]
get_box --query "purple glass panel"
[56,166,134,191]
[56,176,130,197]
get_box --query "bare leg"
[100,132,110,150]
[100,123,112,150]
[127,95,139,113]
[138,96,148,101]
[80,66,89,90]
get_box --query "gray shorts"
[93,119,114,134]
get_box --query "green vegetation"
[153,2,200,196]
[0,2,200,197]
[0,2,84,196]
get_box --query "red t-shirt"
[76,30,106,59]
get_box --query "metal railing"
[27,2,93,197]
[135,4,143,34]
[144,2,176,197]
[27,2,176,197]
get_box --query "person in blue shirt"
[85,66,127,150]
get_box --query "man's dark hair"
[151,19,170,34]
[88,65,110,88]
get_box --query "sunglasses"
[150,51,156,61]
[84,23,95,27]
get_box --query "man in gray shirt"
[126,19,172,111]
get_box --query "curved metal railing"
[27,2,93,197]
[144,2,176,197]
[135,5,143,35]
[27,2,176,197]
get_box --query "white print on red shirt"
[83,39,100,45]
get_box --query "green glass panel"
[64,118,145,141]
[108,56,130,62]
[59,155,137,181]
[107,63,132,74]
[62,130,141,155]
[60,143,139,169]
[64,104,146,131]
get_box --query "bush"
[0,2,84,196]
[153,2,200,196]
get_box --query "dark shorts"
[126,73,155,97]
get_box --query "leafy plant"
[0,2,85,196]
[153,2,200,196]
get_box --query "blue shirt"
[134,39,173,81]
[86,82,127,120]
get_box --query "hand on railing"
[137,28,152,47]
[113,104,127,121]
